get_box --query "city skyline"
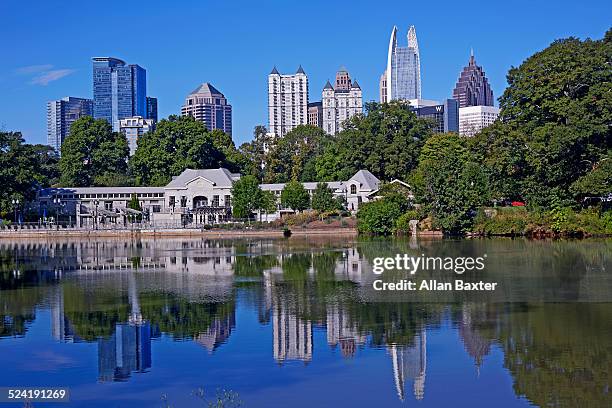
[1,0,609,146]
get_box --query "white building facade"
[321,68,363,135]
[459,106,500,136]
[268,66,308,138]
[37,169,381,227]
[119,116,155,156]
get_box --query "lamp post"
[93,199,99,230]
[53,197,61,228]
[11,198,20,224]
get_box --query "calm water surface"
[0,237,611,407]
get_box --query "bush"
[474,207,531,235]
[395,210,420,234]
[356,200,403,235]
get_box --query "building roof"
[270,66,280,75]
[260,181,344,192]
[338,65,348,73]
[296,65,306,74]
[39,186,164,197]
[349,170,380,190]
[324,80,334,90]
[188,83,224,97]
[165,168,239,189]
[351,80,361,89]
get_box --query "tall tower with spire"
[380,25,421,103]
[268,65,309,137]
[452,50,494,108]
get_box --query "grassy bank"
[473,207,612,238]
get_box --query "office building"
[181,83,232,136]
[307,102,323,128]
[459,105,500,136]
[92,57,147,131]
[380,26,421,102]
[411,99,458,133]
[268,66,308,137]
[452,51,494,108]
[119,116,155,155]
[47,97,93,153]
[322,68,363,135]
[146,96,158,122]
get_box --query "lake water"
[1,237,611,407]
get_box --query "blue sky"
[0,0,609,146]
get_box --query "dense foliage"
[130,115,242,186]
[280,181,310,212]
[230,175,262,219]
[0,131,58,218]
[59,116,130,187]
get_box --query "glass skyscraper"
[381,26,421,102]
[47,97,93,153]
[92,57,147,131]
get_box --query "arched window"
[350,184,357,195]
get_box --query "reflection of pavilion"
[388,329,427,401]
[326,304,366,358]
[98,322,152,382]
[195,311,236,353]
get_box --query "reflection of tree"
[62,283,130,341]
[139,293,235,340]
[484,303,612,407]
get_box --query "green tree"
[0,131,59,217]
[315,101,433,181]
[264,125,330,183]
[570,156,612,198]
[127,193,142,222]
[281,181,310,212]
[495,30,611,207]
[356,199,403,235]
[259,190,278,220]
[311,182,337,212]
[415,133,490,234]
[59,116,129,187]
[237,125,272,180]
[231,175,262,220]
[130,115,228,186]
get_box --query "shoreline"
[0,227,361,239]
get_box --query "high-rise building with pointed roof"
[380,26,421,102]
[181,83,232,136]
[268,66,308,137]
[322,68,363,135]
[452,51,494,108]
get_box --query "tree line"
[1,29,609,229]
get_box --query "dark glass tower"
[452,51,494,108]
[92,57,147,130]
[146,96,158,122]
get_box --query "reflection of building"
[326,304,366,358]
[273,302,312,363]
[98,322,152,382]
[195,311,236,353]
[388,329,427,401]
[380,26,421,102]
[458,304,492,372]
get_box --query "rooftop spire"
[296,65,306,74]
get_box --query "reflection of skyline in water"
[1,238,611,407]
